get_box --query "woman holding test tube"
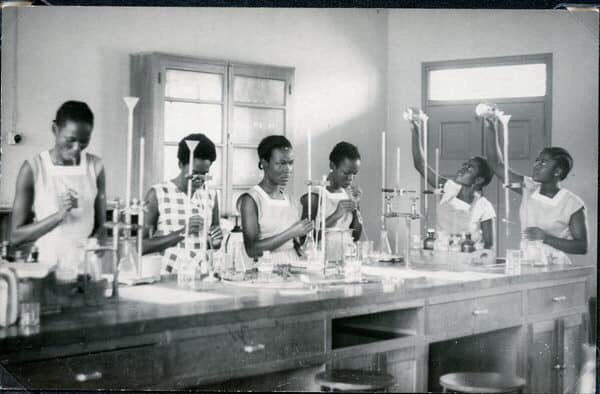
[142,134,223,274]
[237,135,313,261]
[10,101,106,279]
[300,142,363,253]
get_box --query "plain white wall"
[387,9,599,268]
[0,7,388,239]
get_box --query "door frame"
[420,53,553,244]
[422,53,553,144]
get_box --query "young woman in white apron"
[485,125,588,262]
[142,134,223,274]
[10,101,106,280]
[301,142,363,260]
[409,122,496,249]
[237,135,313,263]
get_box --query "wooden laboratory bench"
[0,263,594,393]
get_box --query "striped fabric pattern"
[152,181,215,273]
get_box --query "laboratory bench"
[0,262,594,392]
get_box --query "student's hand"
[524,227,547,241]
[184,174,207,190]
[188,215,204,235]
[409,120,419,132]
[208,225,223,249]
[289,219,314,238]
[334,200,357,216]
[57,191,77,218]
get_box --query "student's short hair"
[543,147,573,180]
[257,135,292,163]
[472,156,494,187]
[329,141,361,166]
[177,133,217,165]
[54,101,94,128]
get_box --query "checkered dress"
[152,181,216,273]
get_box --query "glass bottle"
[423,229,436,250]
[449,234,461,253]
[257,251,273,282]
[460,233,475,253]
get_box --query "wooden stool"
[315,369,395,392]
[440,372,526,393]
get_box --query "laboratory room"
[0,5,597,393]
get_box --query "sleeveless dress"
[237,185,299,263]
[29,150,102,279]
[152,181,217,273]
[313,186,355,261]
[520,176,586,264]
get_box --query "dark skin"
[484,120,587,254]
[239,147,313,258]
[300,157,363,242]
[410,121,494,249]
[11,120,106,246]
[142,157,223,255]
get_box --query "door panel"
[425,101,546,253]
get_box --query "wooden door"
[527,320,557,393]
[426,101,546,253]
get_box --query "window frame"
[131,52,294,216]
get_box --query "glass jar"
[423,229,436,250]
[460,233,475,253]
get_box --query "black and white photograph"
[0,3,597,392]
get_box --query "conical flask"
[377,229,393,256]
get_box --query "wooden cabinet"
[159,316,325,387]
[5,345,161,389]
[528,282,586,317]
[427,291,522,338]
[527,313,584,394]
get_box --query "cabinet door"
[527,320,557,393]
[558,314,584,394]
[527,314,585,394]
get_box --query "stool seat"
[315,369,395,391]
[440,372,526,393]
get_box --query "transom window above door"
[428,62,547,101]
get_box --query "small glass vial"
[460,233,475,253]
[257,251,273,282]
[423,229,436,250]
[29,246,39,263]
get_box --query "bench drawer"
[528,282,586,316]
[427,292,522,336]
[6,345,160,389]
[171,318,325,382]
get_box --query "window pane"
[164,101,222,144]
[165,69,223,101]
[231,148,262,185]
[234,76,285,106]
[428,64,546,100]
[232,107,285,144]
[163,145,223,185]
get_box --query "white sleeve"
[522,176,538,196]
[476,198,496,222]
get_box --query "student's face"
[330,158,360,189]
[52,120,93,163]
[455,159,482,187]
[180,158,214,191]
[532,150,559,183]
[263,148,294,187]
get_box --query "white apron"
[314,186,355,261]
[238,185,299,264]
[29,151,100,280]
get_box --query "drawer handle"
[553,363,566,370]
[75,371,103,382]
[243,343,265,353]
[552,296,567,302]
[472,309,489,316]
